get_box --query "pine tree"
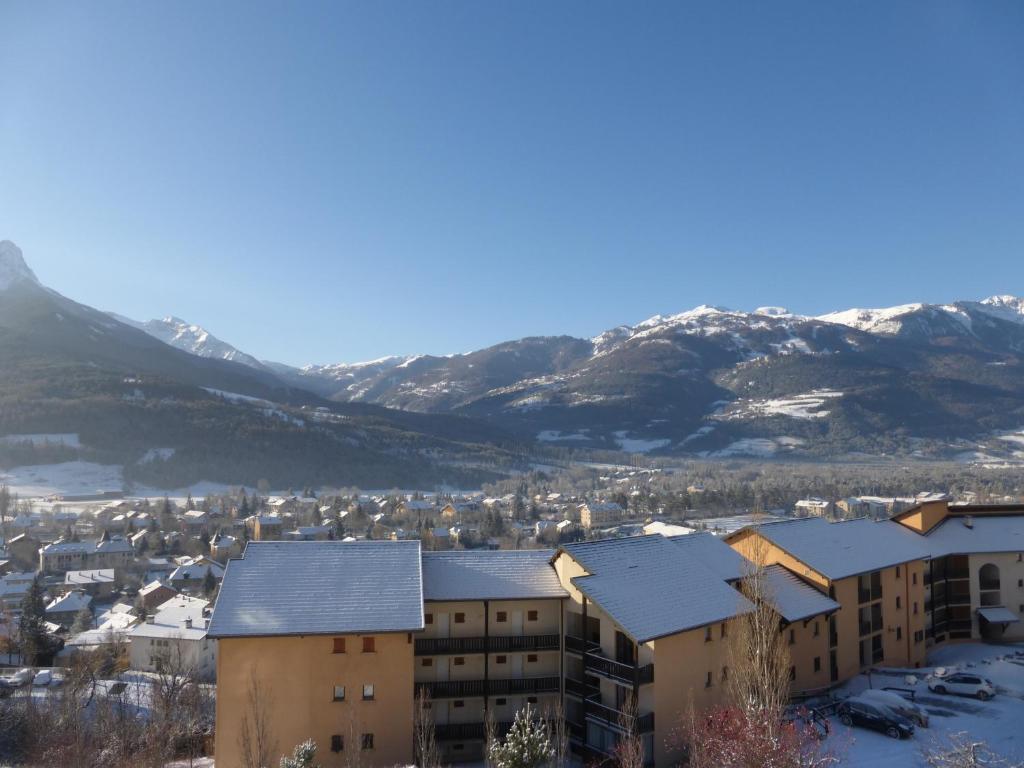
[19,575,52,665]
[203,568,217,596]
[71,605,93,634]
[279,739,320,768]
[487,705,554,768]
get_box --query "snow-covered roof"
[644,521,696,537]
[422,550,566,602]
[559,535,754,643]
[923,515,1024,557]
[740,518,928,580]
[667,532,749,582]
[65,569,115,586]
[168,557,225,583]
[46,591,92,614]
[763,565,840,623]
[139,580,175,597]
[132,595,211,640]
[208,541,424,638]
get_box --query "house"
[39,532,133,574]
[5,534,41,572]
[209,540,425,768]
[61,609,138,657]
[167,556,225,594]
[210,532,242,559]
[45,589,93,627]
[283,525,332,541]
[0,571,35,614]
[182,509,211,536]
[64,568,116,598]
[794,498,832,517]
[138,580,178,612]
[247,514,284,541]
[129,595,217,680]
[579,501,625,529]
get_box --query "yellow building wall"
[727,530,829,588]
[785,616,832,694]
[893,501,949,534]
[214,633,414,768]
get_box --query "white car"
[928,672,996,700]
[7,668,34,687]
[857,689,929,727]
[32,669,52,687]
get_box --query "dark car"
[837,699,915,739]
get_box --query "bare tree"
[924,733,1023,768]
[613,694,645,768]
[239,668,276,768]
[544,696,569,768]
[414,688,441,768]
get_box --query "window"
[913,602,918,615]
[788,629,795,646]
[362,637,375,653]
[896,626,902,641]
[333,685,345,701]
[527,654,538,663]
[422,659,433,668]
[454,657,465,666]
[453,745,464,752]
[527,696,538,704]
[813,621,820,637]
[896,596,901,610]
[814,657,821,673]
[1018,579,1023,588]
[705,671,712,688]
[331,735,343,753]
[896,566,901,578]
[361,734,374,751]
[496,611,507,622]
[454,613,465,624]
[528,610,538,622]
[425,613,434,625]
[704,626,712,643]
[721,666,728,682]
[495,698,507,706]
[333,638,346,654]
[720,623,727,639]
[362,684,374,701]
[1018,553,1022,563]
[496,655,507,664]
[789,666,796,681]
[454,700,465,708]
[913,573,918,585]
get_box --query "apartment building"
[892,500,1024,644]
[39,533,133,573]
[727,517,929,683]
[579,502,625,529]
[417,550,566,763]
[130,595,217,680]
[209,540,425,768]
[553,533,837,766]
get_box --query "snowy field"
[0,461,124,496]
[826,642,1024,766]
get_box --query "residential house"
[167,556,225,594]
[130,595,217,680]
[46,589,92,627]
[580,502,625,529]
[64,569,116,598]
[139,580,179,612]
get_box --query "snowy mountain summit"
[0,240,40,291]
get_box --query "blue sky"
[1,2,1022,365]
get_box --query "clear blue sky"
[1,2,1022,365]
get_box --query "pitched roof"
[132,595,211,640]
[559,535,753,643]
[208,540,424,638]
[667,532,749,581]
[763,565,840,623]
[923,515,1024,557]
[65,569,115,585]
[422,550,566,601]
[738,518,928,580]
[46,591,92,614]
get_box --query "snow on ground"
[138,447,176,464]
[201,387,271,406]
[536,430,590,442]
[721,389,843,420]
[703,436,805,458]
[0,461,124,497]
[825,643,1024,766]
[0,432,81,447]
[612,431,671,453]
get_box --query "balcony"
[584,651,654,686]
[565,676,600,700]
[858,587,883,604]
[416,676,560,700]
[584,698,655,734]
[415,634,560,656]
[565,634,600,656]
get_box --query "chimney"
[146,615,155,624]
[184,618,193,629]
[963,515,974,529]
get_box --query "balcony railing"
[980,580,1001,591]
[565,634,600,656]
[584,698,655,734]
[858,587,883,604]
[415,634,560,656]
[565,676,600,700]
[584,651,654,686]
[416,676,560,700]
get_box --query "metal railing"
[415,634,560,656]
[583,698,655,734]
[584,651,654,685]
[416,676,559,700]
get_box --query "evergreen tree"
[487,705,554,768]
[279,739,320,768]
[19,575,53,665]
[71,606,93,634]
[203,568,217,596]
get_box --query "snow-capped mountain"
[0,240,40,290]
[110,314,269,370]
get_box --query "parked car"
[837,699,915,739]
[0,679,14,698]
[928,673,996,700]
[858,690,929,727]
[6,668,34,687]
[32,669,52,687]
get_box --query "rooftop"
[559,535,753,643]
[207,540,424,638]
[762,565,840,623]
[422,549,566,601]
[924,515,1024,557]
[132,595,211,640]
